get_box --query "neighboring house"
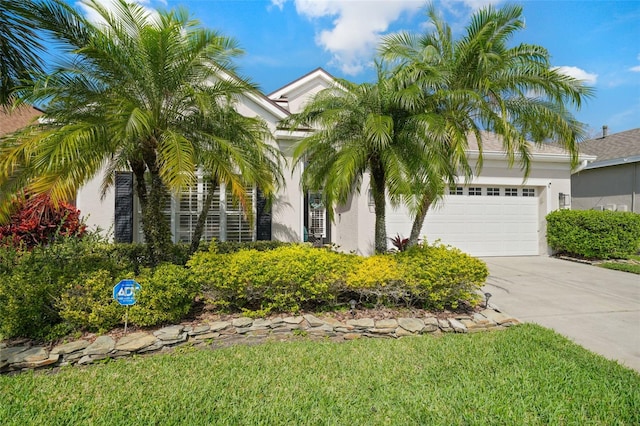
[571,127,640,213]
[0,105,43,135]
[75,68,588,257]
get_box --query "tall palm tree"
[288,65,431,253]
[380,3,594,246]
[0,0,43,106]
[187,107,283,254]
[0,0,281,263]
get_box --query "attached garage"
[387,186,541,256]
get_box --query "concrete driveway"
[481,256,640,372]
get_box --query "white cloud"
[280,0,424,75]
[77,0,160,25]
[630,65,640,72]
[555,66,598,85]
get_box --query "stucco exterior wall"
[571,163,639,213]
[75,168,115,238]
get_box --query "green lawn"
[599,262,640,274]
[1,324,638,425]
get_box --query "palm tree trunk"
[189,180,217,255]
[370,158,387,254]
[131,157,173,266]
[408,193,432,247]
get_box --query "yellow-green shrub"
[346,255,409,305]
[397,243,487,309]
[58,270,124,333]
[128,264,199,327]
[188,244,356,315]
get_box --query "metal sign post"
[113,279,141,335]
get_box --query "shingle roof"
[466,131,570,155]
[578,128,640,162]
[0,105,43,135]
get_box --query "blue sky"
[75,0,639,136]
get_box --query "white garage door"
[386,187,540,256]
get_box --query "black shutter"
[256,189,272,241]
[114,172,134,243]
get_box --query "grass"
[598,255,640,275]
[1,324,639,425]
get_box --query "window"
[522,188,535,197]
[487,187,500,196]
[449,186,463,195]
[468,187,482,196]
[505,188,518,197]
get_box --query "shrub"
[58,270,124,333]
[0,235,136,340]
[128,264,199,327]
[0,193,86,249]
[397,243,487,309]
[547,210,640,259]
[189,244,356,315]
[212,240,290,254]
[345,255,407,306]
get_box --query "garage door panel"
[387,194,539,256]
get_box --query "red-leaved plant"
[390,234,410,252]
[0,193,86,249]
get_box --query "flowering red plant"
[0,193,86,249]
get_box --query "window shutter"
[114,171,134,243]
[256,189,271,241]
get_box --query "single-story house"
[571,127,640,213]
[74,68,589,257]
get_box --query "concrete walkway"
[482,256,640,372]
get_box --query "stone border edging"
[1,307,519,374]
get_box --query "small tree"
[0,193,86,248]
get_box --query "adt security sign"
[113,279,141,306]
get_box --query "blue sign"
[113,279,141,306]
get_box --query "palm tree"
[379,3,594,246]
[187,107,283,254]
[0,0,281,263]
[288,65,431,253]
[0,0,43,106]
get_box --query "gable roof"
[268,68,336,100]
[0,105,43,135]
[578,128,640,169]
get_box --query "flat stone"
[461,319,485,330]
[0,361,8,370]
[423,317,439,332]
[7,346,48,364]
[283,316,304,324]
[193,332,219,341]
[236,327,252,334]
[322,317,346,327]
[346,318,375,329]
[232,317,253,328]
[51,340,90,355]
[369,328,396,334]
[15,353,60,369]
[375,319,398,329]
[303,314,325,327]
[247,329,270,337]
[157,333,188,345]
[137,341,165,353]
[479,309,519,325]
[308,324,334,334]
[84,336,115,356]
[209,321,231,332]
[270,317,285,325]
[448,318,467,333]
[63,351,86,362]
[154,325,184,340]
[334,326,355,333]
[1,346,30,362]
[343,333,361,340]
[395,327,415,337]
[252,318,272,328]
[115,333,157,352]
[398,318,425,333]
[188,325,211,336]
[438,319,450,329]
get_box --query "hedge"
[546,210,640,259]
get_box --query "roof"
[0,105,43,135]
[578,128,640,169]
[466,131,573,155]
